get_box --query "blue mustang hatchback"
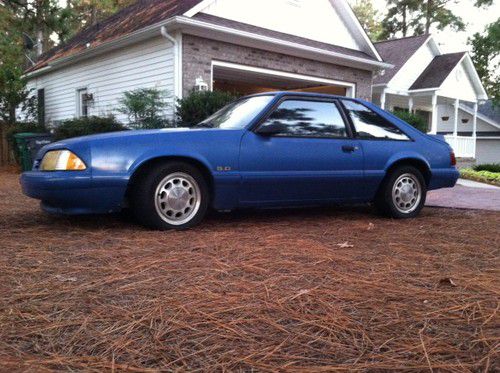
[21,92,459,230]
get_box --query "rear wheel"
[131,162,209,230]
[375,166,426,219]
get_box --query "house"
[23,0,390,125]
[372,34,500,164]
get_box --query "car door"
[238,97,365,205]
[339,99,414,199]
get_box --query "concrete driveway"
[427,179,500,211]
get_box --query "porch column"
[472,102,478,157]
[453,98,459,137]
[380,89,386,110]
[408,96,414,113]
[430,94,438,134]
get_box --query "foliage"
[460,168,500,186]
[351,0,383,41]
[119,88,171,129]
[5,120,46,146]
[5,120,47,163]
[0,4,29,124]
[469,18,500,106]
[176,91,238,127]
[380,0,420,39]
[380,0,465,38]
[52,116,126,140]
[391,110,428,132]
[473,163,500,173]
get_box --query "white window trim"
[76,87,88,118]
[210,60,356,97]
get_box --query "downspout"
[160,26,180,98]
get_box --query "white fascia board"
[169,16,392,70]
[183,0,216,17]
[462,54,489,100]
[331,0,383,62]
[25,20,168,79]
[25,12,392,80]
[385,35,432,87]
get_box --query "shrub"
[119,88,171,129]
[461,168,500,186]
[473,163,500,173]
[391,110,428,133]
[176,90,238,127]
[6,121,47,146]
[53,116,126,141]
[5,121,47,163]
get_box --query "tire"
[130,162,209,230]
[374,165,427,219]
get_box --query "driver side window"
[259,99,348,138]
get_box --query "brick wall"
[182,34,373,101]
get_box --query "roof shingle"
[409,52,466,90]
[28,0,203,73]
[192,13,377,61]
[373,34,430,85]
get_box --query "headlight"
[40,150,86,171]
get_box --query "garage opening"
[212,61,355,97]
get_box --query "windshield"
[195,95,274,129]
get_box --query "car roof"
[246,91,357,101]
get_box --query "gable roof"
[28,0,204,73]
[463,100,500,128]
[28,0,389,75]
[409,52,466,90]
[192,13,376,61]
[373,34,430,85]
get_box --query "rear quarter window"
[342,100,410,141]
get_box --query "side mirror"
[256,122,283,136]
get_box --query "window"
[259,99,348,138]
[195,95,274,129]
[77,88,89,118]
[37,89,45,126]
[342,100,410,141]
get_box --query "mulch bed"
[0,170,499,372]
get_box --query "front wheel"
[131,162,209,230]
[375,166,427,219]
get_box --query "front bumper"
[21,171,126,215]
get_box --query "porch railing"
[444,135,476,158]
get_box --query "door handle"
[342,145,358,153]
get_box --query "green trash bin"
[14,133,53,171]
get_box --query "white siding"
[26,36,175,125]
[437,105,500,133]
[200,0,362,50]
[476,139,500,164]
[389,41,437,90]
[439,62,478,102]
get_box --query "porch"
[374,89,479,158]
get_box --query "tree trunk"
[426,0,433,34]
[35,0,44,57]
[402,5,407,36]
[91,5,98,25]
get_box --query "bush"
[473,163,500,173]
[176,90,238,126]
[4,121,47,164]
[391,110,428,133]
[6,121,47,146]
[119,88,171,129]
[53,116,126,141]
[461,168,500,186]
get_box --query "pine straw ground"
[0,169,499,372]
